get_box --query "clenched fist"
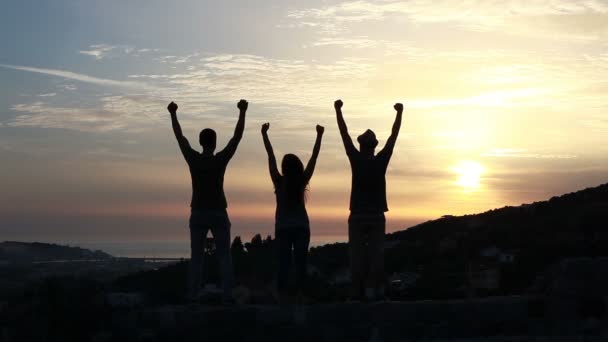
[316,124,325,135]
[237,99,248,112]
[167,102,178,114]
[394,103,404,113]
[334,99,343,110]
[261,122,270,134]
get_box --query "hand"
[237,99,248,112]
[167,102,178,114]
[394,103,404,113]
[334,99,343,110]
[316,124,325,135]
[261,122,270,134]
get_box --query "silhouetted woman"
[261,122,324,301]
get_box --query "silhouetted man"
[334,99,403,301]
[168,100,248,303]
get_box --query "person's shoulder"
[211,153,231,168]
[375,151,390,162]
[184,148,200,161]
[347,149,361,160]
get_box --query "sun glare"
[452,160,485,191]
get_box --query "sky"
[1,0,608,246]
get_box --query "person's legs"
[367,220,386,299]
[275,229,293,294]
[293,226,311,294]
[348,220,368,299]
[188,212,208,299]
[209,211,234,301]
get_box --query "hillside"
[388,182,608,251]
[0,241,112,262]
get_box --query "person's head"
[281,154,307,204]
[357,129,378,154]
[199,128,217,151]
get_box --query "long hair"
[280,154,308,205]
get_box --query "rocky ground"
[2,293,606,342]
[1,257,607,342]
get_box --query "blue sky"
[1,0,608,244]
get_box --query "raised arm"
[334,99,357,156]
[378,103,403,159]
[261,123,281,184]
[168,102,195,159]
[304,125,324,182]
[218,99,248,160]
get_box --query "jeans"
[348,214,385,298]
[188,209,234,299]
[276,226,310,294]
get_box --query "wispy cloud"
[10,102,128,132]
[288,1,608,25]
[2,52,378,133]
[408,88,551,109]
[0,64,149,89]
[287,0,608,41]
[79,44,137,60]
[129,53,377,109]
[79,44,117,60]
[481,148,577,159]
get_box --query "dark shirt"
[347,150,391,214]
[273,176,309,228]
[181,147,231,210]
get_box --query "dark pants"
[348,215,385,298]
[276,226,310,294]
[189,209,234,300]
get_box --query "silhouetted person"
[261,122,324,302]
[334,99,403,301]
[168,100,248,303]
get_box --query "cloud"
[581,117,608,133]
[7,94,189,132]
[0,64,149,89]
[481,148,577,159]
[60,84,78,91]
[79,44,138,60]
[288,1,608,25]
[38,93,57,97]
[287,0,608,41]
[129,53,377,110]
[9,102,128,132]
[79,44,117,60]
[407,87,554,109]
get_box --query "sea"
[76,236,346,259]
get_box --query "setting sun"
[452,161,485,191]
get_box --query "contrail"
[0,64,151,90]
